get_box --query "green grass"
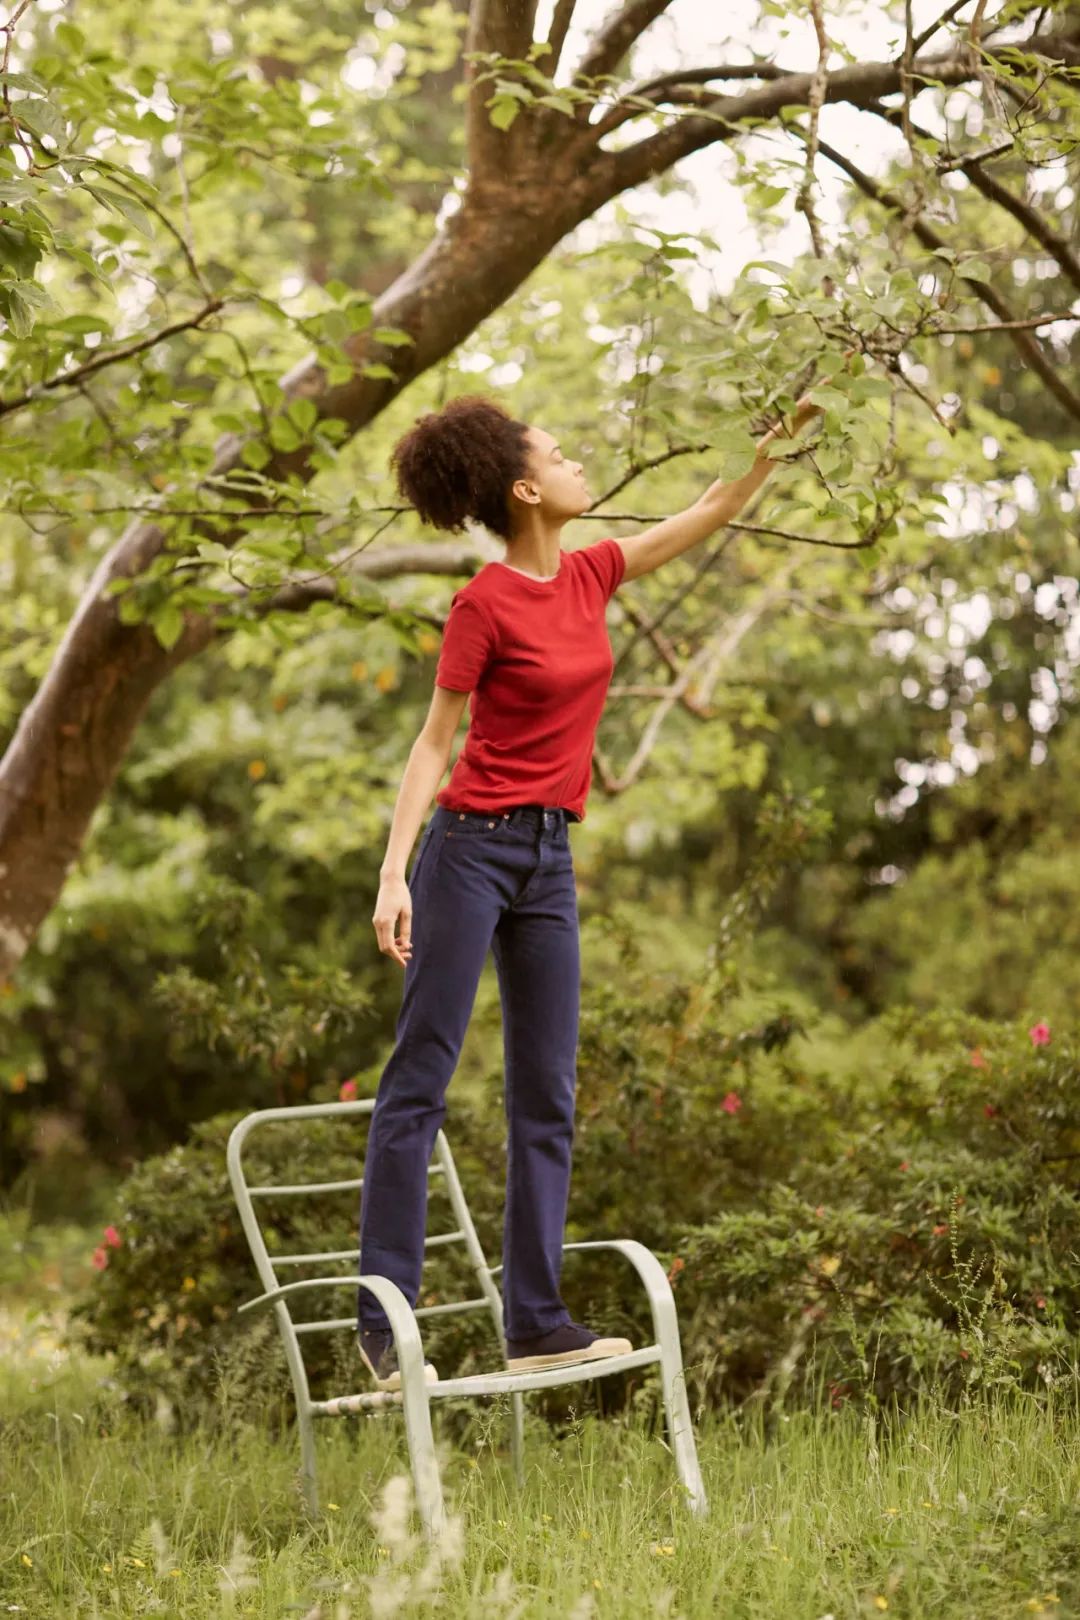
[3,1312,1080,1620]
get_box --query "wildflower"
[327,1502,340,1511]
[247,759,267,781]
[819,1254,841,1277]
[651,1543,675,1557]
[182,1277,196,1291]
[1029,1022,1051,1047]
[970,1048,989,1070]
[101,1562,113,1572]
[873,1599,889,1612]
[721,1091,742,1115]
[1036,1296,1046,1310]
[984,1104,998,1117]
[103,1225,122,1249]
[91,1246,108,1271]
[579,1528,591,1540]
[666,1256,685,1284]
[21,1553,32,1568]
[898,1160,910,1172]
[932,1224,949,1237]
[958,1348,969,1360]
[339,1078,358,1101]
[169,1569,181,1578]
[814,1205,825,1218]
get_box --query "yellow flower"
[651,1543,675,1557]
[101,1563,112,1573]
[921,1500,934,1507]
[247,759,267,781]
[169,1568,182,1577]
[327,1502,340,1512]
[541,1513,552,1522]
[182,1277,196,1292]
[21,1554,32,1568]
[883,1506,900,1515]
[873,1599,889,1612]
[125,1556,146,1568]
[593,1579,603,1590]
[819,1254,841,1276]
[579,1528,591,1540]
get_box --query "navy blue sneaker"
[505,1320,633,1372]
[356,1327,438,1391]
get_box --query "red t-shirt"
[434,537,626,823]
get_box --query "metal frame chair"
[227,1100,707,1537]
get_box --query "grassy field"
[3,1275,1080,1620]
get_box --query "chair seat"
[310,1344,661,1416]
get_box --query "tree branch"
[593,30,1078,197]
[464,0,540,172]
[545,0,577,74]
[0,299,225,418]
[572,0,673,86]
[811,132,1080,423]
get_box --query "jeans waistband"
[440,804,573,831]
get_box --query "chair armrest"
[236,1274,430,1384]
[561,1239,680,1344]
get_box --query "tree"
[1,0,1078,983]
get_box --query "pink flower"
[898,1160,910,1172]
[103,1225,121,1249]
[91,1247,108,1271]
[721,1091,742,1115]
[1029,1022,1051,1047]
[970,1048,989,1070]
[339,1078,358,1101]
[1035,1296,1047,1310]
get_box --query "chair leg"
[658,1339,708,1518]
[399,1366,447,1539]
[509,1392,525,1488]
[297,1403,319,1516]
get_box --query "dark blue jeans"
[358,803,580,1341]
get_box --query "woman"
[357,390,822,1391]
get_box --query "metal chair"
[226,1100,707,1537]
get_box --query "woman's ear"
[511,477,541,507]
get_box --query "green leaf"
[361,362,395,380]
[13,97,68,148]
[287,397,318,435]
[372,326,413,347]
[241,439,272,471]
[488,96,519,130]
[269,416,302,452]
[85,186,154,236]
[150,600,185,651]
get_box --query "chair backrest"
[226,1101,506,1395]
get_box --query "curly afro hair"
[389,394,532,542]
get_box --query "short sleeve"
[435,592,497,691]
[573,537,626,602]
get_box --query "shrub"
[72,921,1080,1425]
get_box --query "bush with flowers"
[71,908,1079,1427]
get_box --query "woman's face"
[516,426,591,519]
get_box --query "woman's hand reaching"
[373,876,414,970]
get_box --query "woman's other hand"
[373,876,414,970]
